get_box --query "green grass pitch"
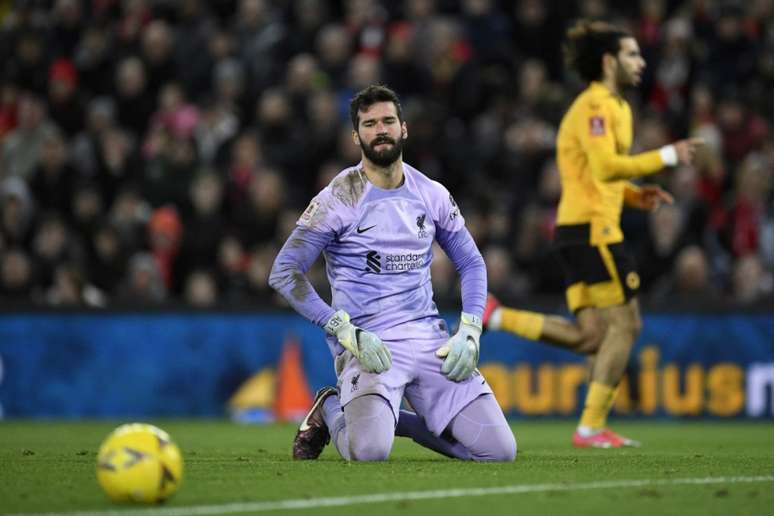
[1,420,773,515]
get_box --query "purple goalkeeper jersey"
[270,162,486,350]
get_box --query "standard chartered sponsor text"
[385,253,424,271]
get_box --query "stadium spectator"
[177,171,226,283]
[241,244,278,303]
[44,262,105,307]
[0,248,35,302]
[71,96,117,177]
[732,253,773,305]
[120,252,167,304]
[232,167,286,247]
[215,233,249,303]
[650,244,719,304]
[1,93,54,180]
[31,214,79,290]
[0,81,19,141]
[72,25,114,97]
[183,269,219,307]
[28,127,77,217]
[86,223,127,296]
[140,20,178,102]
[46,58,85,137]
[114,56,155,139]
[70,186,106,241]
[0,176,35,248]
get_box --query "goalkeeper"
[269,85,515,462]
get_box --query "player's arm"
[435,226,487,318]
[269,226,336,326]
[623,182,674,211]
[269,226,391,373]
[582,106,668,181]
[434,221,486,381]
[582,106,701,182]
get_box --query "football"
[96,423,183,503]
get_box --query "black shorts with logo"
[553,224,640,313]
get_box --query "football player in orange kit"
[485,20,702,448]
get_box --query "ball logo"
[626,272,640,290]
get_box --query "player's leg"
[294,389,396,461]
[573,243,642,448]
[328,394,396,461]
[487,301,606,354]
[574,298,641,448]
[292,387,338,460]
[444,393,516,461]
[404,338,515,462]
[331,345,411,461]
[294,343,409,461]
[397,396,515,461]
[483,243,608,356]
[395,409,473,460]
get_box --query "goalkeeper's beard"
[360,135,404,167]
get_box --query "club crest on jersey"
[589,116,606,136]
[416,213,428,238]
[449,194,460,220]
[299,200,320,225]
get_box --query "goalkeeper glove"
[435,312,482,382]
[324,310,392,374]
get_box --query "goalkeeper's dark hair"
[349,85,403,129]
[564,20,632,83]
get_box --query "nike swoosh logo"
[357,225,376,234]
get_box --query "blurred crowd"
[0,0,772,309]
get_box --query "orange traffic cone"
[273,336,313,422]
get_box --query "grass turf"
[1,420,773,515]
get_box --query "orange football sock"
[579,382,615,430]
[500,308,545,340]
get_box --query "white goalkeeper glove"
[435,312,482,382]
[324,310,392,374]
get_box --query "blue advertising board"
[0,313,772,418]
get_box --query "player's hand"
[633,185,674,212]
[673,137,704,165]
[324,310,391,374]
[435,312,482,382]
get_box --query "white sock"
[576,425,601,437]
[488,308,502,330]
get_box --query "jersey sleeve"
[296,187,346,235]
[268,187,348,328]
[429,180,465,233]
[268,226,337,327]
[436,226,487,317]
[428,180,485,316]
[579,100,665,182]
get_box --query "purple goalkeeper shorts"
[334,334,493,436]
